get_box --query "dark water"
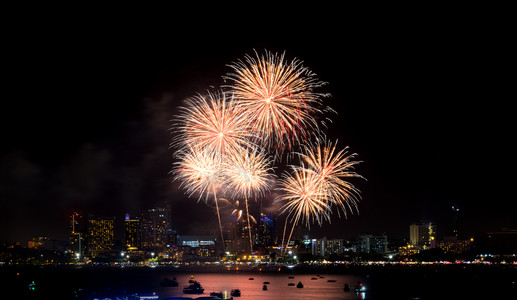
[2,265,516,299]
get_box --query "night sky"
[1,14,514,243]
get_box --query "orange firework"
[224,49,329,152]
[173,147,226,248]
[173,90,255,158]
[299,139,364,217]
[223,148,274,252]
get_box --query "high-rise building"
[358,233,388,253]
[141,205,174,253]
[69,212,86,258]
[451,206,460,237]
[311,237,344,257]
[227,218,253,254]
[87,216,115,257]
[256,213,275,247]
[410,222,436,249]
[124,213,141,251]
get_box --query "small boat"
[160,277,179,287]
[210,291,233,299]
[231,289,241,297]
[288,276,294,279]
[183,281,204,294]
[210,291,223,297]
[263,281,270,284]
[288,283,295,286]
[354,282,366,293]
[296,281,304,288]
[344,284,350,291]
[263,284,268,290]
[249,277,254,280]
[311,277,318,280]
[327,279,337,282]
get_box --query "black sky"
[1,12,514,243]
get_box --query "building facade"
[410,223,436,249]
[358,233,388,254]
[87,216,114,258]
[311,237,344,257]
[124,213,141,251]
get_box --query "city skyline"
[1,19,515,244]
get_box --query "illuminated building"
[256,213,275,246]
[358,233,388,253]
[141,204,175,253]
[435,236,471,254]
[177,235,216,247]
[410,222,436,249]
[312,237,344,257]
[226,219,253,254]
[124,213,141,251]
[451,206,460,237]
[69,212,86,258]
[176,236,218,260]
[87,216,114,258]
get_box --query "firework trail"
[223,148,274,252]
[172,147,226,250]
[224,49,329,154]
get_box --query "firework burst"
[275,167,331,228]
[173,147,226,248]
[222,148,274,199]
[173,90,255,158]
[223,148,274,252]
[224,49,329,152]
[299,139,364,217]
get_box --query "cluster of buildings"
[3,205,515,265]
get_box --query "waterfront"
[2,264,516,299]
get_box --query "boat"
[263,281,270,284]
[296,281,304,288]
[344,284,350,291]
[263,284,268,290]
[210,291,233,299]
[288,283,295,286]
[249,277,254,280]
[183,281,204,294]
[327,279,337,282]
[311,277,318,280]
[230,289,241,297]
[354,282,366,293]
[210,292,223,298]
[160,277,179,287]
[288,276,294,279]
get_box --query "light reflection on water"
[157,273,366,299]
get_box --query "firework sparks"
[224,49,329,152]
[223,148,274,252]
[173,90,255,158]
[275,167,331,228]
[173,147,226,249]
[222,148,274,199]
[231,200,257,224]
[299,139,364,217]
[173,147,223,202]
